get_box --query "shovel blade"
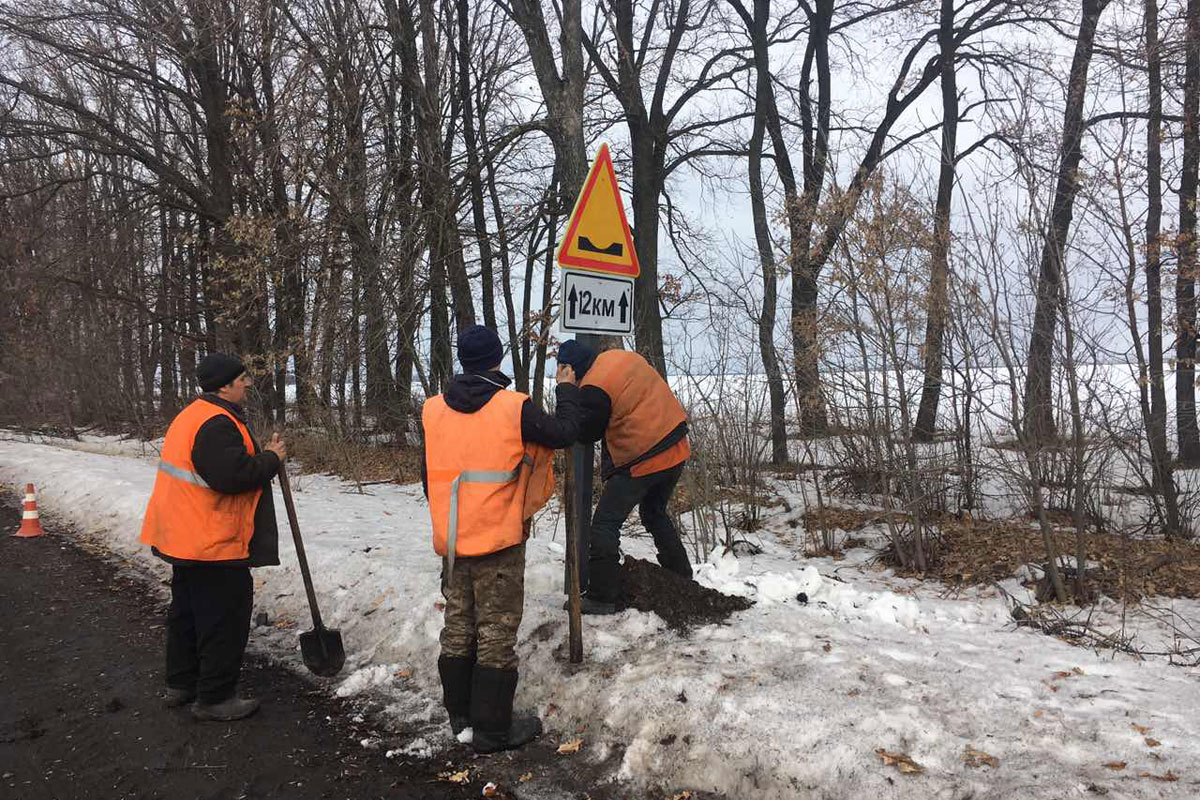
[299,627,346,677]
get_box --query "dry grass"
[808,506,1200,601]
[288,430,423,485]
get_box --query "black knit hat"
[457,325,504,373]
[197,353,246,392]
[556,339,597,378]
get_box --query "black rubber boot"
[470,666,542,754]
[438,655,474,735]
[562,596,621,615]
[585,555,623,605]
[578,596,619,615]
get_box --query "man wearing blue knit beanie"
[420,325,581,753]
[556,340,692,615]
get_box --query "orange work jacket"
[581,350,688,472]
[423,390,554,569]
[140,398,262,561]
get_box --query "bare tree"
[912,0,960,441]
[1023,0,1113,445]
[729,0,791,465]
[1179,0,1200,462]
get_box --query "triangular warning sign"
[557,143,640,277]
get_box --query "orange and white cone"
[14,483,45,538]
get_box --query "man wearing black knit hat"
[421,325,581,753]
[141,353,286,721]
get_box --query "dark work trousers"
[166,564,254,704]
[586,462,692,603]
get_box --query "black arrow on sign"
[568,286,578,319]
[618,291,629,324]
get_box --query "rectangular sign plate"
[559,270,634,335]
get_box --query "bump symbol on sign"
[579,236,623,257]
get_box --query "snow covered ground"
[2,432,1198,799]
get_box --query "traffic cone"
[14,483,45,538]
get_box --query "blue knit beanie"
[556,339,597,378]
[457,325,504,373]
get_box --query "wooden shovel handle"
[277,466,326,631]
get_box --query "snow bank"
[3,437,1199,799]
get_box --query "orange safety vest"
[140,398,263,561]
[581,350,687,471]
[423,390,554,570]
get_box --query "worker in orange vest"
[555,341,692,615]
[422,325,581,753]
[140,353,286,722]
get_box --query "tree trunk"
[1179,0,1200,463]
[629,132,668,375]
[339,29,395,428]
[532,192,559,407]
[742,0,788,465]
[913,0,958,441]
[506,0,589,204]
[791,0,834,435]
[1144,0,1183,536]
[158,206,178,417]
[1022,0,1111,445]
[457,0,497,329]
[419,0,474,333]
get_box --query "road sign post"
[558,143,641,665]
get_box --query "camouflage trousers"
[439,542,526,670]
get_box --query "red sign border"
[556,143,640,278]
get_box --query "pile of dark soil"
[620,556,752,630]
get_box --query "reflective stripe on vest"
[157,459,211,489]
[444,454,534,579]
[140,398,262,561]
[423,390,533,563]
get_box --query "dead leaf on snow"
[1138,770,1179,782]
[963,746,999,768]
[557,738,583,755]
[1145,738,1161,748]
[394,668,412,678]
[438,768,470,784]
[1103,761,1127,770]
[876,749,924,775]
[1131,723,1150,735]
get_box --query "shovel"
[277,465,346,677]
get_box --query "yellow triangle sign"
[556,143,640,277]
